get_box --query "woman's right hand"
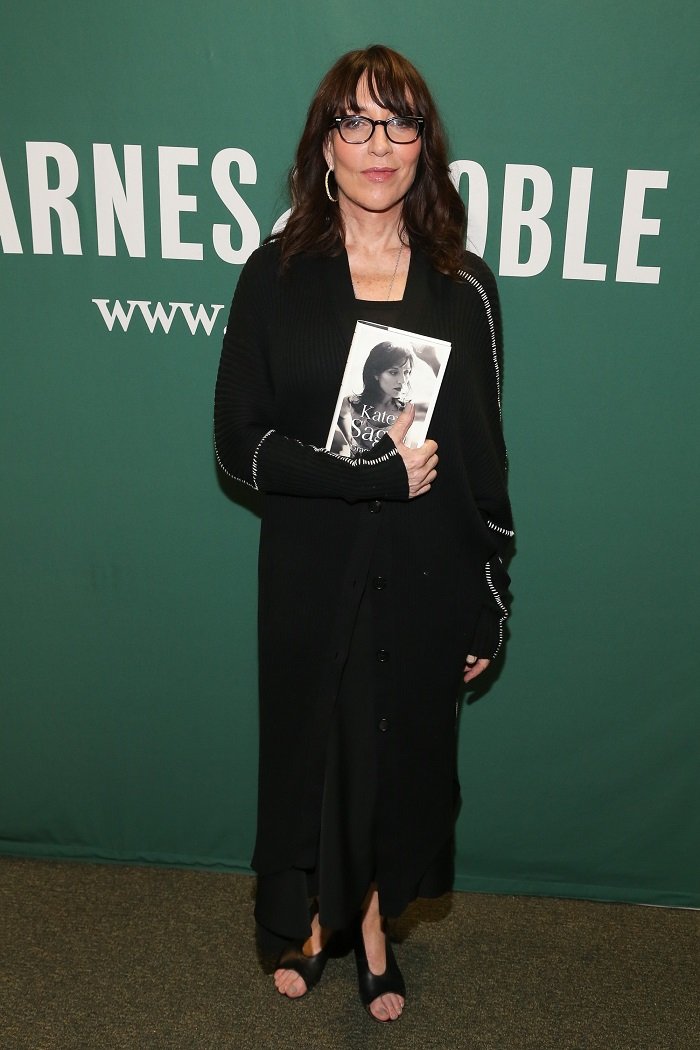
[386,404,438,499]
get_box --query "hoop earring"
[325,168,338,203]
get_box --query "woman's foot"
[274,911,330,998]
[356,889,405,1021]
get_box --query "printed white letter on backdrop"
[449,160,489,257]
[158,146,203,261]
[26,142,82,255]
[562,167,607,282]
[616,170,668,284]
[211,148,260,264]
[499,163,553,278]
[0,158,23,253]
[93,144,146,258]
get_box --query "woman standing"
[214,44,514,1022]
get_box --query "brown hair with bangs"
[274,45,467,277]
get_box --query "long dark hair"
[351,341,413,407]
[274,45,466,276]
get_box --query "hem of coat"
[252,829,455,952]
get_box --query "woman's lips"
[362,168,396,182]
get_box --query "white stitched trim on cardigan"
[214,436,255,489]
[214,429,275,490]
[252,429,275,489]
[487,518,515,538]
[458,269,502,420]
[485,558,509,658]
[310,444,399,467]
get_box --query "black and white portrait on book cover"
[326,321,451,458]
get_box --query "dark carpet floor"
[0,857,697,1049]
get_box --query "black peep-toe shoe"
[354,923,406,1021]
[275,942,329,996]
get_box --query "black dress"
[214,244,514,945]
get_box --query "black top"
[350,297,403,328]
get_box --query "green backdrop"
[1,1,698,907]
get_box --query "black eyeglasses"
[330,115,425,144]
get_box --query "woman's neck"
[341,207,410,301]
[340,203,404,254]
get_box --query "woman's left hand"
[463,655,491,684]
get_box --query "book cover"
[325,320,452,457]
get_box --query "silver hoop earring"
[325,168,338,203]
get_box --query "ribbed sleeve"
[254,431,409,501]
[458,253,515,659]
[214,246,409,502]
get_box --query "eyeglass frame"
[329,115,425,144]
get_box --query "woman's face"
[376,360,412,399]
[323,75,422,219]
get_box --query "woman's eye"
[343,116,366,130]
[391,118,413,129]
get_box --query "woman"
[333,341,413,455]
[214,44,514,1022]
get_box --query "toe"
[384,993,405,1021]
[274,968,308,997]
[286,974,307,998]
[369,997,389,1021]
[369,993,404,1022]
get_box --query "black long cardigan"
[214,241,514,918]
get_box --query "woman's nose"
[369,125,392,155]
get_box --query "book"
[325,320,451,457]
